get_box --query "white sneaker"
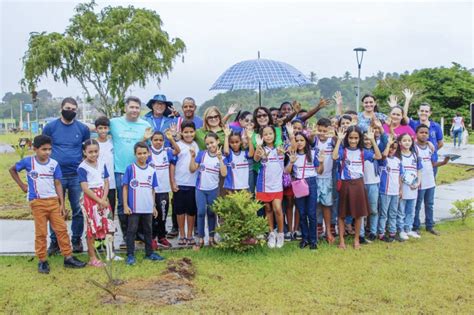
[267,232,276,248]
[112,255,124,261]
[276,233,285,248]
[407,231,421,239]
[399,231,409,241]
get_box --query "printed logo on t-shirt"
[130,178,139,189]
[230,162,236,169]
[199,164,206,171]
[149,162,156,168]
[28,170,39,179]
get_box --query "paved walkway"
[1,142,473,254]
[438,143,474,166]
[2,178,473,254]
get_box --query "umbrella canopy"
[210,58,312,106]
[210,58,311,91]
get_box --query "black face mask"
[61,109,76,121]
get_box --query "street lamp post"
[353,47,367,113]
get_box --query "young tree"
[22,1,186,116]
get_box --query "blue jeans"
[50,174,83,244]
[413,187,435,231]
[400,198,416,232]
[452,129,462,147]
[196,188,219,238]
[378,194,399,235]
[115,172,124,215]
[331,192,339,225]
[365,183,380,235]
[294,177,318,245]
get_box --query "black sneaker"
[72,240,84,253]
[309,243,318,250]
[427,229,440,236]
[38,261,50,274]
[47,241,60,256]
[359,237,371,244]
[167,227,179,238]
[368,233,377,242]
[64,256,87,268]
[299,240,308,249]
[386,234,396,243]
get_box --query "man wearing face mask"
[42,97,91,255]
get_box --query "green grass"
[0,150,473,220]
[1,219,473,313]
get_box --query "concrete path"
[1,142,473,255]
[2,177,473,254]
[438,143,474,166]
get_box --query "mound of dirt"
[103,257,196,306]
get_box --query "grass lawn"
[1,219,473,313]
[1,150,474,219]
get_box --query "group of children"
[10,99,451,273]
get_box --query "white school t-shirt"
[256,147,284,193]
[363,158,380,185]
[149,147,175,193]
[415,143,436,190]
[172,141,199,187]
[400,152,422,199]
[292,150,320,179]
[195,150,221,191]
[122,163,158,214]
[77,160,109,189]
[98,139,116,189]
[224,150,250,190]
[315,138,334,179]
[379,156,404,196]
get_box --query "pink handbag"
[291,156,310,198]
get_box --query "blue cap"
[146,94,173,109]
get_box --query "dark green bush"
[213,190,268,252]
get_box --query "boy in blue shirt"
[123,142,165,265]
[9,135,86,274]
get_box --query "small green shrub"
[450,198,474,223]
[13,145,29,159]
[213,190,268,252]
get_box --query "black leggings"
[126,213,153,257]
[153,193,169,239]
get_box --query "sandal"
[208,238,216,247]
[187,238,196,246]
[178,238,187,246]
[326,236,335,245]
[88,259,105,267]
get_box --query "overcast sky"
[1,0,472,105]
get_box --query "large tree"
[373,63,474,125]
[22,1,186,116]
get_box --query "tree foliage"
[373,63,474,126]
[22,1,186,116]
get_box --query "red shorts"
[256,192,283,203]
[283,186,294,197]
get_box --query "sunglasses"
[207,115,220,121]
[256,114,268,119]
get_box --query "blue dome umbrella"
[210,54,312,106]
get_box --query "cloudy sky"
[1,0,472,105]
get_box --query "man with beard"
[43,97,90,255]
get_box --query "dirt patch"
[103,257,196,306]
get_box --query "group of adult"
[43,90,448,253]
